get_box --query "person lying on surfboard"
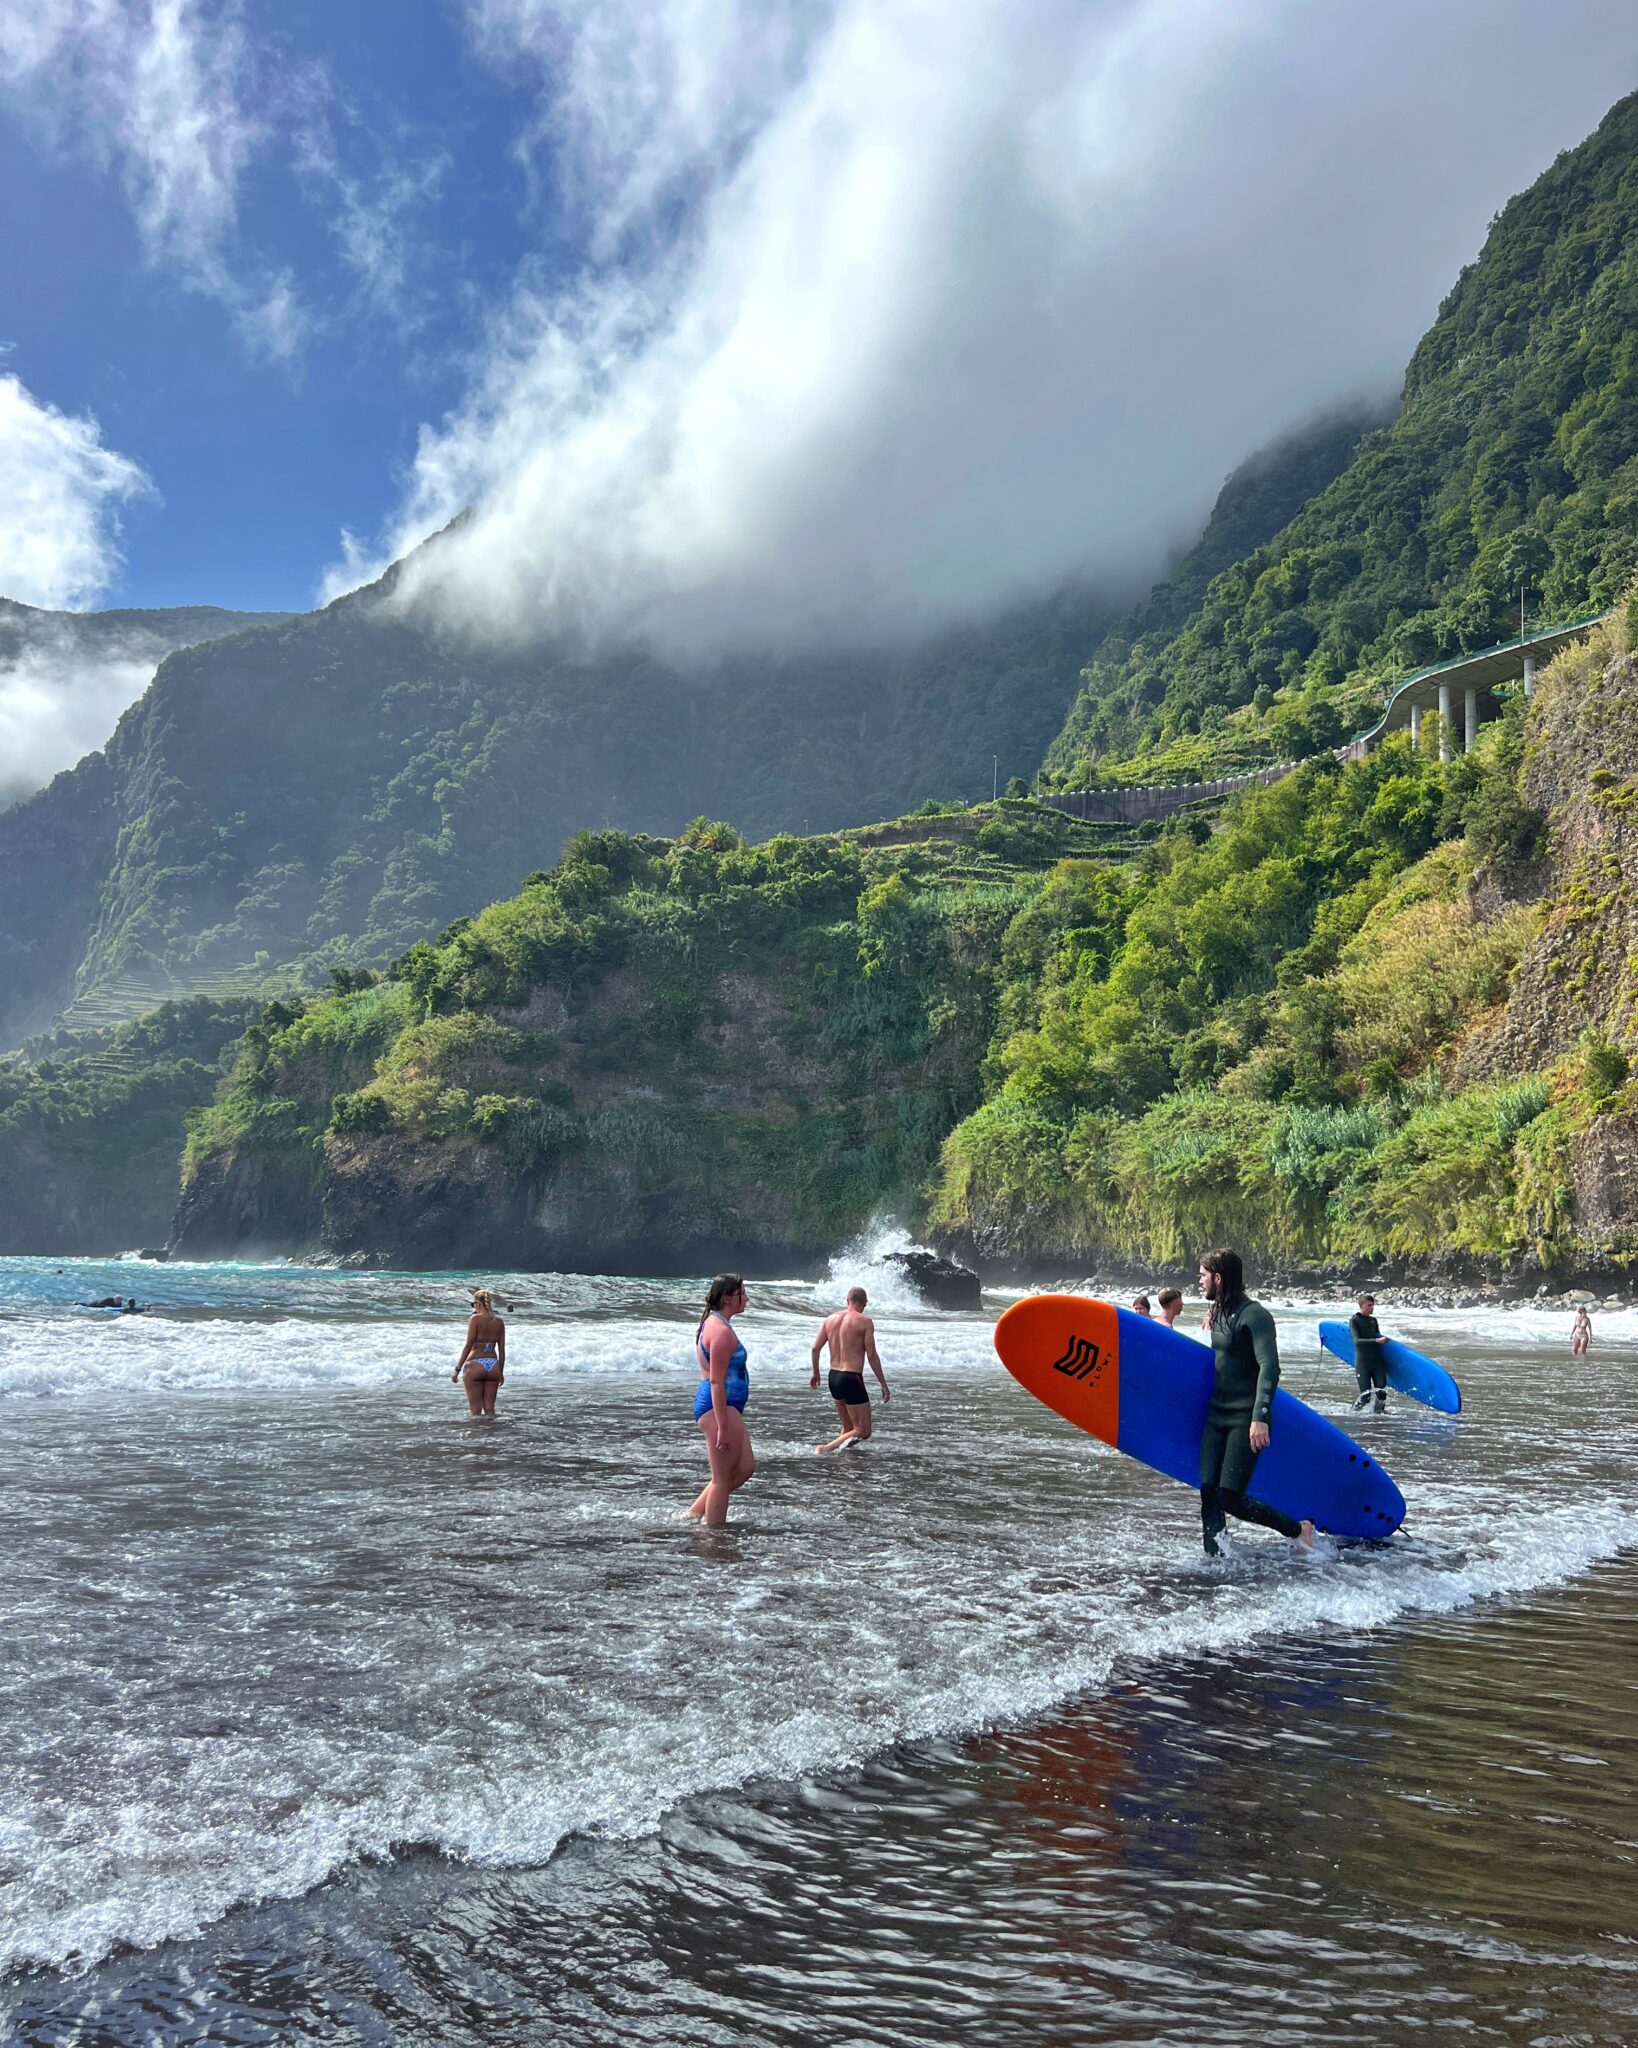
[1198,1248,1314,1558]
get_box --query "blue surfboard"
[996,1296,1405,1540]
[1318,1319,1461,1415]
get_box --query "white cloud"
[0,632,158,808]
[292,107,451,320]
[329,0,1638,655]
[0,372,153,609]
[0,0,309,363]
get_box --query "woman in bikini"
[687,1273,756,1526]
[453,1287,506,1416]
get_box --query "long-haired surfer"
[1198,1249,1313,1557]
[811,1286,890,1452]
[688,1274,756,1525]
[453,1287,506,1417]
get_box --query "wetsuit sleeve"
[1246,1302,1280,1423]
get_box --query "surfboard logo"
[1050,1334,1105,1384]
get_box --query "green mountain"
[0,565,1118,1052]
[16,90,1638,1275]
[166,616,1638,1280]
[1044,89,1638,788]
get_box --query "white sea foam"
[3,1483,1632,1980]
[821,1219,950,1315]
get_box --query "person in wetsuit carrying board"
[1349,1293,1388,1413]
[1198,1248,1314,1557]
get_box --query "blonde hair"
[471,1288,494,1312]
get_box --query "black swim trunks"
[828,1369,869,1406]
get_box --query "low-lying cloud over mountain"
[330,0,1638,657]
[0,600,292,810]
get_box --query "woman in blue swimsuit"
[688,1273,755,1525]
[453,1287,506,1417]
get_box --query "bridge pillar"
[1438,682,1453,762]
[1524,654,1536,700]
[1410,704,1421,747]
[1464,685,1478,751]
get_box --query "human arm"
[1247,1303,1280,1450]
[496,1318,506,1372]
[810,1320,826,1389]
[865,1321,889,1400]
[453,1312,479,1381]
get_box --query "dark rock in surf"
[884,1249,982,1310]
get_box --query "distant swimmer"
[1349,1293,1389,1412]
[688,1274,756,1525]
[1571,1304,1593,1357]
[453,1287,506,1416]
[1157,1288,1184,1329]
[1131,1294,1152,1318]
[121,1297,141,1314]
[811,1286,890,1452]
[1198,1248,1313,1557]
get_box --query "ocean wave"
[4,1480,1633,1980]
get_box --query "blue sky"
[1,0,1636,648]
[1,0,545,611]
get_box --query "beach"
[2,1252,1635,2046]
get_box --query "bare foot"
[815,1432,859,1454]
[1295,1519,1316,1550]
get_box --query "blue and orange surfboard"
[995,1295,1405,1539]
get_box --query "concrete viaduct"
[1038,613,1604,829]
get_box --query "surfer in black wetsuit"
[1349,1294,1388,1413]
[1197,1249,1314,1557]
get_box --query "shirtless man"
[811,1286,890,1452]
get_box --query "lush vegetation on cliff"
[0,997,263,1252]
[175,805,1128,1262]
[934,619,1637,1270]
[0,565,1123,1052]
[1045,91,1638,788]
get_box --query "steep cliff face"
[1456,627,1638,1080]
[170,958,965,1271]
[169,1148,323,1260]
[1045,90,1638,789]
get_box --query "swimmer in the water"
[1132,1293,1152,1317]
[453,1287,506,1416]
[688,1274,755,1524]
[811,1286,890,1452]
